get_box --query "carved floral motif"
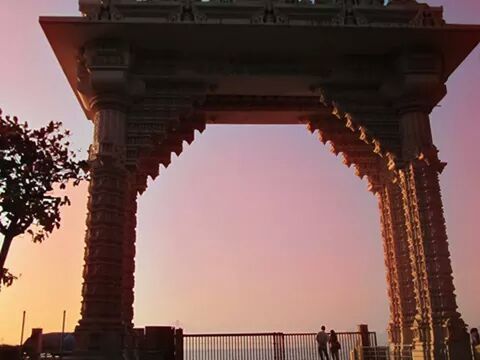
[79,0,446,27]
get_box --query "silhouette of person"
[328,330,341,360]
[316,326,329,360]
[471,328,480,359]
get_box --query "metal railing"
[183,332,377,360]
[361,346,390,360]
[389,345,413,360]
[361,345,414,360]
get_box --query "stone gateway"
[40,1,480,359]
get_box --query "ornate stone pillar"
[396,109,471,360]
[73,40,140,360]
[378,178,416,356]
[122,173,138,355]
[75,102,137,360]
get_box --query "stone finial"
[79,0,102,18]
[79,0,122,20]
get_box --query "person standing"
[328,330,341,360]
[471,328,480,359]
[316,326,329,360]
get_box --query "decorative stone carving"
[76,41,145,115]
[251,0,288,24]
[77,0,448,28]
[121,174,138,358]
[79,0,123,20]
[75,96,144,360]
[90,109,127,163]
[75,160,130,359]
[307,110,390,194]
[79,0,103,19]
[73,39,143,360]
[409,4,445,27]
[169,0,207,23]
[126,89,206,192]
[378,177,415,354]
[42,4,478,359]
[331,0,369,26]
[396,107,471,359]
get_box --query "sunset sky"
[0,0,479,346]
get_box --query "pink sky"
[0,0,479,345]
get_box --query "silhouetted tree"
[0,109,87,289]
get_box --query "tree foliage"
[0,109,88,289]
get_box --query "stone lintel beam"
[200,95,326,112]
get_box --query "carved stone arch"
[41,2,479,359]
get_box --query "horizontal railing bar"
[184,331,375,337]
[184,333,282,337]
[284,332,376,336]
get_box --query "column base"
[444,317,473,360]
[411,339,472,360]
[73,322,134,360]
[444,336,473,360]
[64,354,109,360]
[388,322,413,360]
[64,352,138,360]
[65,349,135,360]
[411,345,434,360]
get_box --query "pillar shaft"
[75,106,137,360]
[379,180,416,353]
[122,180,137,326]
[397,111,470,360]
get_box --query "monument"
[40,0,480,359]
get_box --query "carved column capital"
[75,40,145,166]
[395,111,447,173]
[381,52,446,113]
[399,111,431,160]
[76,40,145,117]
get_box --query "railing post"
[30,329,43,360]
[60,310,66,360]
[175,328,184,360]
[358,325,371,348]
[273,333,285,360]
[145,326,175,360]
[133,328,145,359]
[19,311,26,360]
